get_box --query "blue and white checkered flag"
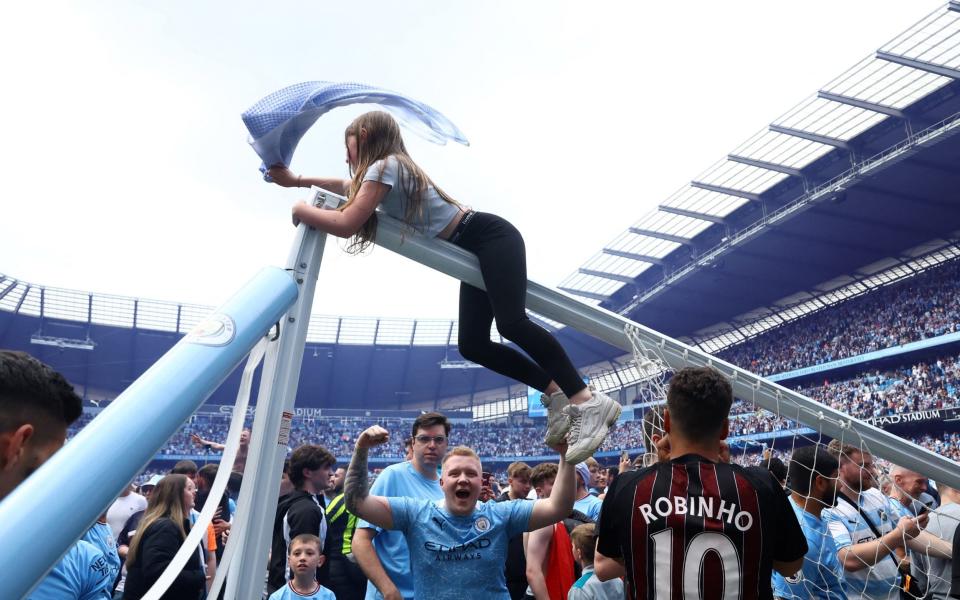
[242,81,469,180]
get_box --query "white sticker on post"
[278,411,293,446]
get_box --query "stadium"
[2,2,960,599]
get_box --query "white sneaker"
[562,391,621,464]
[541,391,572,446]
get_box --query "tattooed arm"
[344,425,394,530]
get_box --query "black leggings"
[450,212,587,398]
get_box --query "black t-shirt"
[597,454,806,600]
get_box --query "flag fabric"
[242,81,469,180]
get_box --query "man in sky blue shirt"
[82,515,122,587]
[772,445,845,600]
[344,424,579,600]
[352,413,448,600]
[28,541,113,600]
[821,441,950,600]
[0,351,113,599]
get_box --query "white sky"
[0,0,938,320]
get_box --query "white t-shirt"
[924,502,960,600]
[362,155,460,238]
[106,492,147,540]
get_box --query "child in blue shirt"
[268,534,336,600]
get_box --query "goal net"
[623,322,958,600]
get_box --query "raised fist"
[357,425,390,449]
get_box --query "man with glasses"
[352,412,450,600]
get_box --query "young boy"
[269,534,336,600]
[568,524,623,600]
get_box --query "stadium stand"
[66,340,959,460]
[718,259,960,376]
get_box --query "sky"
[0,0,939,321]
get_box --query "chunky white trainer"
[562,391,622,464]
[541,391,572,446]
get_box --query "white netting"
[624,323,671,405]
[621,324,957,600]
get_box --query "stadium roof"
[4,4,960,413]
[559,1,960,339]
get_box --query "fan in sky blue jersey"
[269,533,336,600]
[0,351,106,599]
[343,425,583,600]
[772,445,846,600]
[821,441,953,600]
[82,516,122,587]
[27,540,113,600]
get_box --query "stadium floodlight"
[29,334,96,351]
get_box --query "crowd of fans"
[10,343,960,600]
[803,353,959,418]
[67,349,959,466]
[719,259,960,376]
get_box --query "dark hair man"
[0,350,112,598]
[772,445,844,599]
[595,366,807,599]
[352,412,449,600]
[170,459,199,478]
[269,444,336,594]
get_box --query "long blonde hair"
[342,111,459,253]
[125,474,192,567]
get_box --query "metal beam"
[602,248,667,265]
[13,285,30,314]
[727,154,804,177]
[578,268,638,284]
[0,279,19,302]
[769,124,852,150]
[558,286,611,302]
[950,0,960,12]
[689,181,762,202]
[1,269,299,599]
[629,227,697,246]
[876,51,960,80]
[817,90,906,119]
[658,205,730,225]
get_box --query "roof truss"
[768,124,852,150]
[817,90,906,119]
[876,51,960,80]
